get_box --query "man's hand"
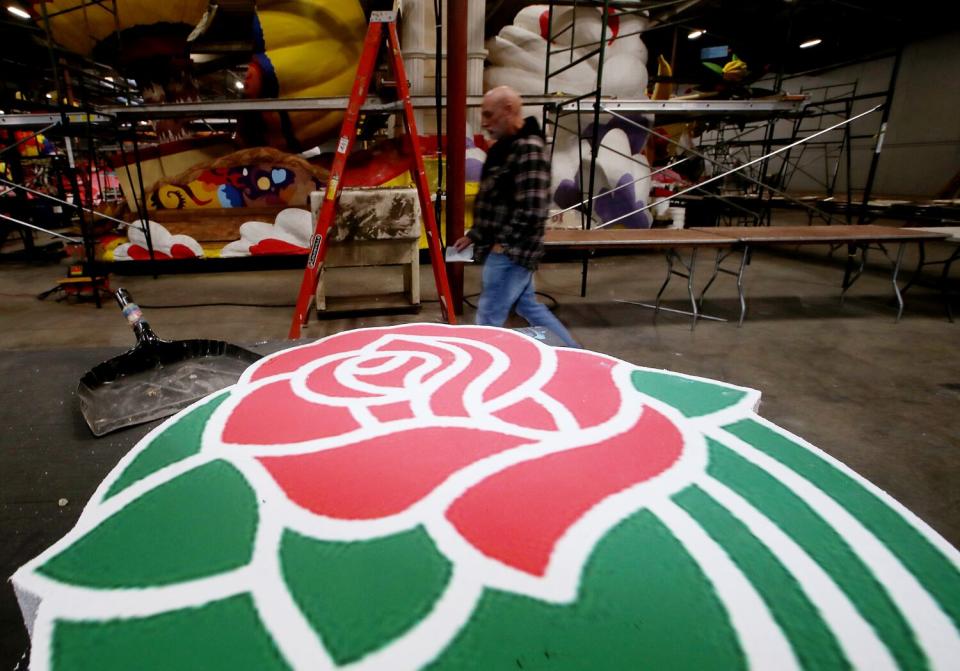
[452,235,473,252]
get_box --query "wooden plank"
[690,225,950,244]
[907,226,960,243]
[544,228,737,248]
[150,207,288,243]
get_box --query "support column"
[446,0,467,314]
[400,0,431,131]
[857,47,902,225]
[466,0,486,132]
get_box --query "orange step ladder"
[289,10,456,338]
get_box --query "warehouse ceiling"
[0,0,955,113]
[486,0,959,82]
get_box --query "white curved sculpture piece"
[486,5,655,228]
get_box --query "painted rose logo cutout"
[13,324,960,671]
[218,324,696,584]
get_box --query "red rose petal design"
[369,401,415,423]
[374,340,470,416]
[305,359,379,398]
[357,356,391,369]
[543,350,621,429]
[446,407,683,576]
[493,398,558,431]
[376,325,545,402]
[357,354,434,389]
[475,330,543,403]
[250,330,392,381]
[248,324,542,383]
[258,428,532,519]
[222,380,360,445]
[428,343,494,417]
[382,340,456,382]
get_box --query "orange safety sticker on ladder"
[325,177,339,201]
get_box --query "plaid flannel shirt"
[468,117,551,271]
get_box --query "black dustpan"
[78,288,262,436]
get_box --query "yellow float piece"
[252,0,366,148]
[38,0,207,56]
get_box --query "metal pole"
[580,2,611,296]
[446,0,467,315]
[40,0,103,307]
[5,151,35,258]
[857,47,902,225]
[543,1,556,95]
[130,129,156,264]
[0,177,134,227]
[755,1,794,225]
[0,213,83,243]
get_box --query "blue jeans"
[476,252,580,348]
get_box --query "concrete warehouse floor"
[0,218,958,664]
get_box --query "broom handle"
[115,288,159,343]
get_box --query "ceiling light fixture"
[6,5,30,19]
[800,38,822,49]
[687,29,705,40]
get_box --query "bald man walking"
[453,86,580,348]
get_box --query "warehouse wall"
[702,30,960,199]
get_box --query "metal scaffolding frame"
[535,0,900,275]
[1,1,902,302]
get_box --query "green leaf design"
[706,439,926,670]
[39,460,257,588]
[632,370,749,417]
[724,418,960,628]
[280,526,452,665]
[104,392,230,500]
[675,485,850,670]
[429,509,745,670]
[51,594,290,670]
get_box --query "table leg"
[696,246,749,326]
[618,248,725,327]
[736,246,749,327]
[900,240,925,295]
[891,242,906,322]
[941,246,960,323]
[841,243,867,303]
[698,248,725,311]
[687,247,700,330]
[653,249,675,320]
